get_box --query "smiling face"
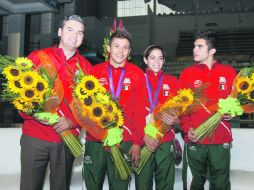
[144,48,165,74]
[107,37,131,68]
[58,20,84,51]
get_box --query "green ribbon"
[144,123,163,139]
[34,112,60,125]
[103,128,123,146]
[218,96,243,117]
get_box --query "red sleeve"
[19,111,33,120]
[179,69,192,135]
[132,70,146,146]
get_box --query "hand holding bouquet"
[134,88,205,174]
[69,64,131,180]
[194,67,254,142]
[0,53,82,158]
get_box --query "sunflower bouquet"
[194,67,254,142]
[0,53,83,158]
[134,88,205,174]
[69,64,131,180]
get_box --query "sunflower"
[20,88,38,102]
[74,85,88,99]
[35,78,49,93]
[115,110,124,127]
[7,80,22,93]
[20,71,39,88]
[83,96,94,106]
[3,66,22,80]
[95,92,110,104]
[235,77,252,94]
[106,102,118,113]
[79,75,100,94]
[92,105,104,118]
[99,116,111,127]
[177,88,194,106]
[12,98,24,111]
[15,57,33,69]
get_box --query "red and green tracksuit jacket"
[86,61,147,146]
[145,68,179,143]
[179,61,237,144]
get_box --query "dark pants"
[135,142,175,190]
[83,141,132,190]
[20,134,74,190]
[187,143,231,190]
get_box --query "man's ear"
[209,48,216,55]
[58,28,62,37]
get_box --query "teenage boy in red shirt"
[179,31,237,190]
[83,28,146,190]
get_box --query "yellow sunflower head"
[15,57,33,69]
[7,79,22,93]
[99,116,112,127]
[106,102,118,113]
[74,85,88,99]
[35,78,49,93]
[92,104,105,118]
[80,75,100,94]
[20,88,38,102]
[12,98,25,111]
[177,88,194,106]
[3,66,22,80]
[83,95,94,107]
[20,71,39,88]
[235,77,252,94]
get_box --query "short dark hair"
[194,30,217,50]
[143,45,166,59]
[109,29,132,46]
[59,15,85,29]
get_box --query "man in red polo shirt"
[179,31,237,190]
[83,28,146,190]
[20,15,92,190]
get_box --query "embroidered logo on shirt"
[123,78,131,84]
[194,80,203,88]
[163,84,170,90]
[99,77,108,85]
[219,76,227,90]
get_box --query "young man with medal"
[83,27,147,189]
